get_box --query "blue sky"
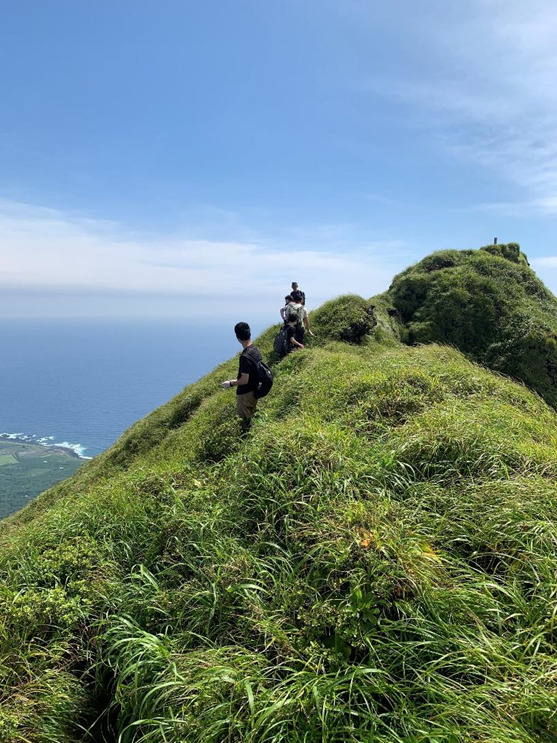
[2,0,557,321]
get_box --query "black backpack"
[273,325,290,358]
[254,360,273,399]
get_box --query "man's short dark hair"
[287,313,298,324]
[291,290,302,302]
[291,281,298,287]
[284,294,292,302]
[234,322,251,341]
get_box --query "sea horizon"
[0,316,258,457]
[0,316,264,517]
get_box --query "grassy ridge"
[1,295,557,742]
[386,243,557,409]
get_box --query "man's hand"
[220,380,232,389]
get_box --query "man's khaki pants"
[236,391,257,430]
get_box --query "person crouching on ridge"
[286,313,305,353]
[280,294,293,322]
[289,290,313,345]
[220,322,262,433]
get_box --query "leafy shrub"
[480,241,529,265]
[311,294,377,344]
[388,244,557,409]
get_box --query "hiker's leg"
[236,391,257,431]
[295,326,305,345]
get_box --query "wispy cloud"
[366,0,557,213]
[464,195,557,218]
[531,255,557,268]
[528,255,557,296]
[0,201,408,318]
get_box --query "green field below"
[0,441,83,519]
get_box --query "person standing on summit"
[220,322,262,433]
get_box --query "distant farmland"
[0,439,83,519]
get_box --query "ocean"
[0,318,244,457]
[0,318,245,516]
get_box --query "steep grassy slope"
[1,288,557,742]
[386,243,557,409]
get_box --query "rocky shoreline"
[0,434,86,460]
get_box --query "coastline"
[0,433,89,460]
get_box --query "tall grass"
[0,315,557,741]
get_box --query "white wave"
[0,432,91,459]
[51,440,92,459]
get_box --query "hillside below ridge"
[1,244,557,741]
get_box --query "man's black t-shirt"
[237,345,262,395]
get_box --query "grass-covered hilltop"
[2,243,557,742]
[389,242,557,408]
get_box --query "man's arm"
[221,372,249,389]
[233,352,252,386]
[303,308,314,335]
[221,354,251,388]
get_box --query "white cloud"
[0,201,407,318]
[531,256,557,268]
[528,255,557,297]
[465,195,557,218]
[367,0,557,212]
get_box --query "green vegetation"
[0,441,83,519]
[310,294,377,344]
[1,245,557,741]
[386,242,557,408]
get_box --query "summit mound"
[1,245,556,742]
[385,242,557,408]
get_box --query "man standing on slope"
[291,281,306,306]
[220,322,262,433]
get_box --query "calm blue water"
[0,318,241,458]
